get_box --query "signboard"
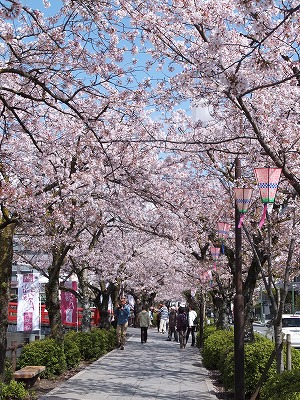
[61,281,78,324]
[17,273,40,332]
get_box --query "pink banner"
[259,203,268,229]
[17,273,40,332]
[238,214,245,228]
[61,281,78,325]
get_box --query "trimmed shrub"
[196,324,217,348]
[105,328,118,351]
[17,338,67,378]
[202,324,217,342]
[4,358,14,383]
[71,331,96,361]
[64,331,81,369]
[71,328,117,360]
[202,328,234,370]
[289,347,300,370]
[0,380,30,400]
[260,370,300,400]
[90,329,109,358]
[222,335,276,395]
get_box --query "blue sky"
[19,1,210,123]
[22,0,62,13]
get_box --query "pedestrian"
[186,305,197,346]
[114,296,131,350]
[159,303,169,334]
[156,306,161,332]
[149,307,154,327]
[177,306,188,349]
[166,306,178,342]
[138,304,151,343]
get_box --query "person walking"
[159,303,169,334]
[149,307,154,327]
[156,306,161,332]
[138,305,151,343]
[166,306,178,342]
[114,297,131,350]
[186,305,197,346]
[177,306,188,349]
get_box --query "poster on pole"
[17,273,40,332]
[61,281,78,325]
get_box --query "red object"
[61,281,78,325]
[8,302,101,328]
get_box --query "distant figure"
[166,306,178,342]
[159,303,169,334]
[138,305,151,343]
[114,297,131,350]
[177,307,188,349]
[186,306,197,346]
[149,307,154,327]
[156,305,162,332]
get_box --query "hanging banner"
[17,273,40,332]
[61,281,78,325]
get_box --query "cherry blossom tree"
[1,0,300,381]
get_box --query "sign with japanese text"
[60,280,78,325]
[17,273,40,332]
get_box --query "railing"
[8,302,100,328]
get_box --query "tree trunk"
[211,290,232,330]
[78,268,91,333]
[45,244,70,344]
[98,281,115,329]
[273,324,284,373]
[199,291,205,347]
[0,222,15,381]
[243,248,264,343]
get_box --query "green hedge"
[64,331,82,369]
[69,328,116,361]
[0,380,30,400]
[202,328,234,370]
[202,326,300,398]
[16,327,117,379]
[260,370,300,400]
[17,338,67,378]
[222,335,276,394]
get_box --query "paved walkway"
[39,327,218,400]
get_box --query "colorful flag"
[17,273,40,332]
[61,281,78,325]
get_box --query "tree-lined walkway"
[39,327,218,400]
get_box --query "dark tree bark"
[45,243,71,344]
[91,281,118,329]
[244,257,263,342]
[0,221,16,381]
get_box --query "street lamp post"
[292,284,295,315]
[233,159,253,400]
[234,158,245,400]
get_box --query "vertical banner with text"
[61,281,78,325]
[17,273,40,332]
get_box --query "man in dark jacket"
[166,306,178,342]
[177,307,188,349]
